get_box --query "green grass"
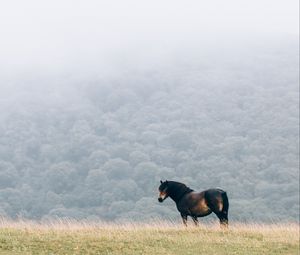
[0,219,299,255]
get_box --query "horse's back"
[205,188,226,196]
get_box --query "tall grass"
[0,217,299,255]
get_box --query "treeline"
[0,39,298,222]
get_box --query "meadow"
[0,218,299,255]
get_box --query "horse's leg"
[220,191,229,228]
[222,213,229,228]
[192,216,198,226]
[216,212,228,229]
[180,213,187,227]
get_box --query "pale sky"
[0,0,298,77]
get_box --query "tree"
[0,161,18,189]
[45,162,77,193]
[103,159,132,180]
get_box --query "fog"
[0,0,298,76]
[0,1,299,222]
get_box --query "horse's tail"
[221,191,229,215]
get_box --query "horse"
[158,180,229,228]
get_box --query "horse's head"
[158,180,169,202]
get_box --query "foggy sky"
[0,0,298,78]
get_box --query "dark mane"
[167,181,194,203]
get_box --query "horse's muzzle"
[158,197,163,203]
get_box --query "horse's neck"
[169,183,193,202]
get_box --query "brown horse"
[158,180,229,227]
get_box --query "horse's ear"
[160,180,163,184]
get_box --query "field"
[0,218,299,255]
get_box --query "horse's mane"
[167,181,194,202]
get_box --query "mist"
[0,0,298,76]
[0,1,299,222]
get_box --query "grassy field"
[0,218,299,255]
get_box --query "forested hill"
[0,38,298,222]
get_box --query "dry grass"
[0,217,299,255]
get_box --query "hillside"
[0,38,299,222]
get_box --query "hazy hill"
[0,37,298,222]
